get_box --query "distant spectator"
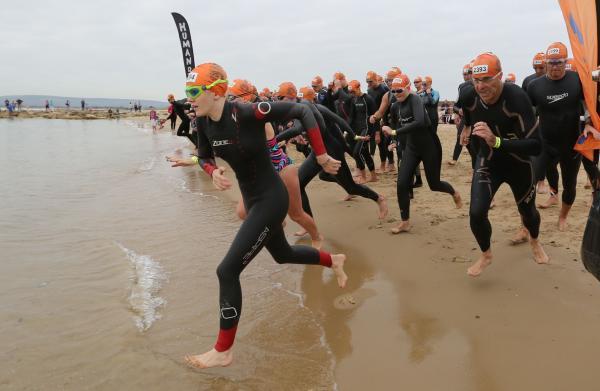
[45,100,50,112]
[7,101,15,113]
[108,108,113,118]
[65,100,70,110]
[4,99,9,111]
[16,99,23,111]
[81,99,85,110]
[149,107,158,131]
[168,103,176,130]
[129,101,133,112]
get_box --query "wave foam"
[116,242,168,331]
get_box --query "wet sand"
[283,124,600,390]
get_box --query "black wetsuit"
[332,87,353,122]
[368,83,394,164]
[521,73,542,93]
[453,81,477,167]
[387,93,456,220]
[461,83,541,252]
[276,103,381,217]
[194,101,332,352]
[527,71,583,205]
[349,93,377,172]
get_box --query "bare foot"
[311,234,324,250]
[509,227,529,245]
[530,239,549,264]
[538,194,558,209]
[354,175,367,184]
[343,194,356,201]
[467,252,492,277]
[331,254,348,288]
[377,195,389,220]
[453,191,463,209]
[294,229,308,237]
[391,220,411,234]
[368,172,378,182]
[447,160,457,166]
[558,217,568,232]
[184,348,233,369]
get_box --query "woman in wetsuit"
[382,75,462,233]
[169,63,347,369]
[228,79,324,249]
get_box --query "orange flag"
[559,0,600,160]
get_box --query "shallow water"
[0,119,336,390]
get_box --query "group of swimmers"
[161,41,600,370]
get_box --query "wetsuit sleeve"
[497,91,541,155]
[397,95,428,135]
[275,121,305,142]
[422,89,440,105]
[317,104,356,140]
[165,111,176,121]
[247,101,327,155]
[195,117,217,176]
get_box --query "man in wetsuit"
[449,63,474,166]
[505,73,516,84]
[348,80,377,183]
[527,42,586,231]
[522,52,550,194]
[418,76,440,135]
[367,70,394,172]
[163,94,194,146]
[460,52,549,277]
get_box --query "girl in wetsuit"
[229,79,324,249]
[169,63,347,370]
[382,75,462,233]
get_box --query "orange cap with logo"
[532,52,546,66]
[546,42,568,60]
[333,72,346,81]
[462,63,471,74]
[391,74,410,90]
[276,82,298,99]
[471,52,502,78]
[299,86,316,101]
[386,67,402,80]
[565,58,576,71]
[186,63,228,97]
[366,71,378,81]
[229,79,257,102]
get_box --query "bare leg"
[537,180,548,194]
[510,226,529,245]
[280,165,323,249]
[236,199,247,220]
[377,195,389,220]
[453,191,463,209]
[558,203,571,232]
[368,170,378,182]
[184,348,233,370]
[467,249,493,277]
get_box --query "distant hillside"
[0,95,169,109]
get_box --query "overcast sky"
[1,0,570,101]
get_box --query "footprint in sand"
[333,294,357,310]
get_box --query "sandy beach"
[268,124,600,390]
[0,109,167,120]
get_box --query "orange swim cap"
[167,94,175,100]
[299,86,316,101]
[276,82,298,99]
[462,63,472,75]
[312,76,323,86]
[229,79,257,103]
[386,67,402,80]
[186,63,228,97]
[348,80,361,93]
[424,76,432,85]
[546,42,568,60]
[391,74,410,90]
[532,52,546,66]
[471,52,502,78]
[366,71,378,81]
[505,73,516,82]
[333,72,346,81]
